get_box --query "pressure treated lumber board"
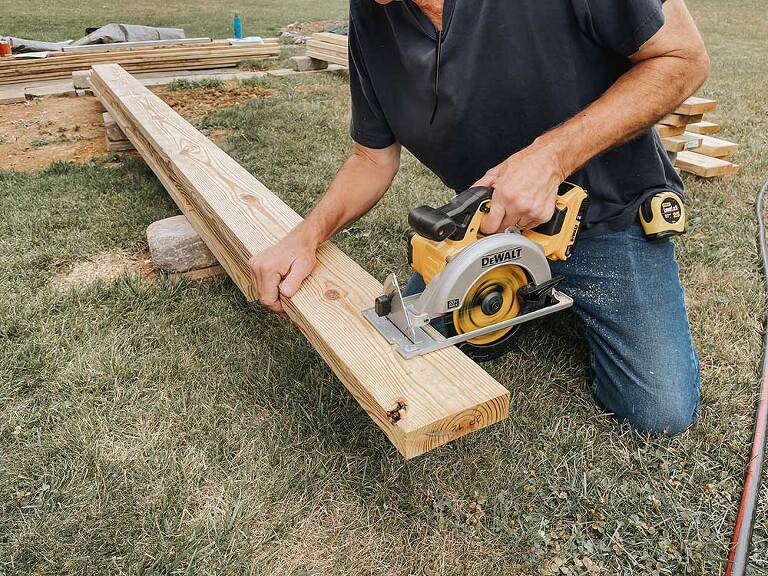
[661,133,703,153]
[306,51,348,67]
[659,113,704,127]
[676,151,738,178]
[687,133,738,158]
[306,34,348,66]
[675,96,717,116]
[90,64,509,459]
[311,32,349,47]
[655,124,685,137]
[62,38,212,54]
[686,120,720,135]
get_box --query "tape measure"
[639,191,686,239]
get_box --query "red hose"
[725,179,768,576]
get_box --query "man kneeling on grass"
[249,0,709,435]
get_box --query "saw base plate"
[363,290,574,360]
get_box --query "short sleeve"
[570,0,666,57]
[348,16,397,149]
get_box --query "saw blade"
[452,264,528,346]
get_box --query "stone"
[146,215,219,273]
[105,136,135,152]
[0,86,26,105]
[290,55,328,72]
[102,112,127,142]
[72,70,91,89]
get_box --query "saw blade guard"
[412,233,552,318]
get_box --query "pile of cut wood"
[306,32,348,67]
[0,40,280,86]
[656,97,739,178]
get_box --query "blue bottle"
[233,14,243,39]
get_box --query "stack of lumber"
[0,41,280,86]
[656,96,739,178]
[306,32,348,66]
[89,63,509,459]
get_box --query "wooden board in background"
[90,63,509,459]
[676,151,738,178]
[306,50,348,67]
[659,113,704,127]
[686,120,721,135]
[62,38,213,53]
[661,133,703,153]
[310,32,349,47]
[655,124,685,137]
[687,133,739,158]
[675,96,717,116]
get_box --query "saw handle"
[408,186,493,242]
[523,183,589,261]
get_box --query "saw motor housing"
[408,183,588,286]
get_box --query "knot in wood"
[324,288,341,301]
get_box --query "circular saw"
[363,183,589,361]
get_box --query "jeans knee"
[621,395,699,436]
[594,368,701,436]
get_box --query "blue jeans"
[404,224,701,436]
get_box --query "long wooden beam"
[89,64,509,459]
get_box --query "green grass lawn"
[2,0,768,574]
[0,0,348,42]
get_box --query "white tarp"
[8,24,185,53]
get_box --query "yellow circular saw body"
[452,265,528,345]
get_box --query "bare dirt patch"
[282,19,348,37]
[152,82,278,119]
[0,82,273,172]
[52,249,156,291]
[0,96,108,172]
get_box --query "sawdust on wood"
[52,250,156,291]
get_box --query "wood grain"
[90,64,509,459]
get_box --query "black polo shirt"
[348,0,684,238]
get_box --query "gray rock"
[146,215,219,273]
[290,55,328,72]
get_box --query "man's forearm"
[534,1,709,178]
[294,144,401,246]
